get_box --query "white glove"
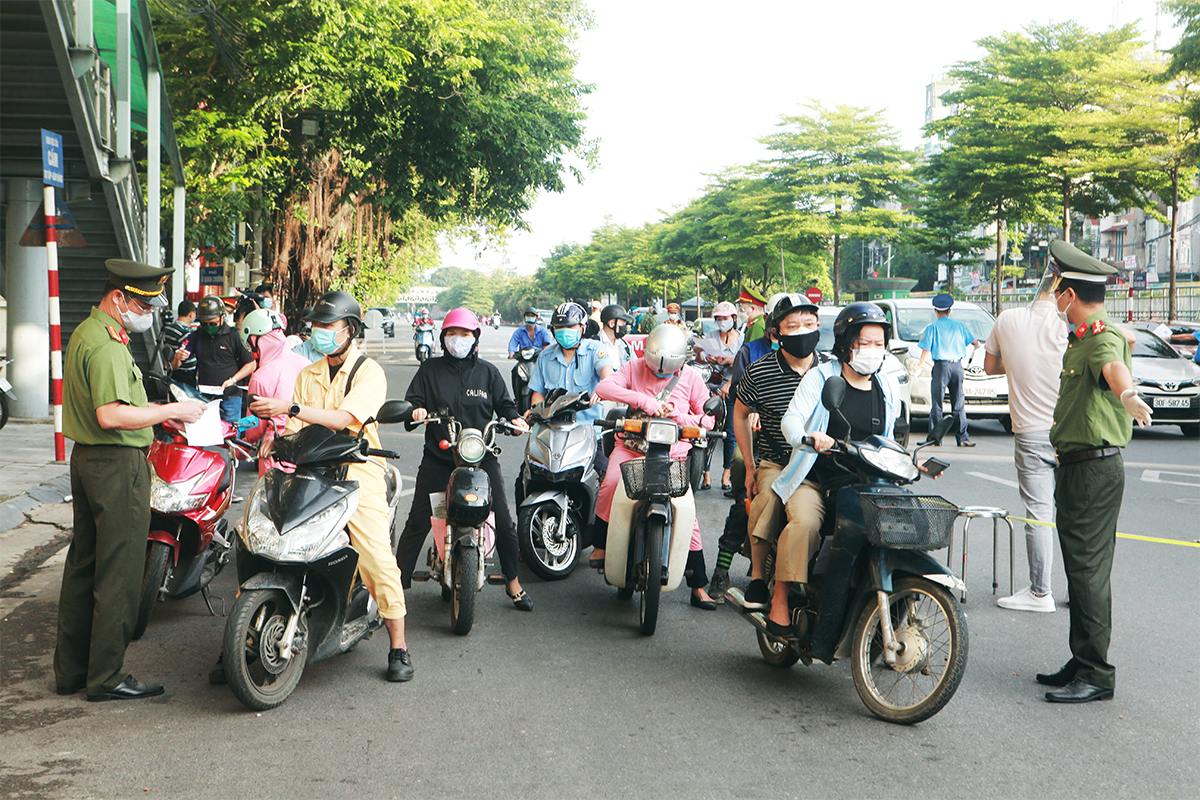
[1120,389,1153,428]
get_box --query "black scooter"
[511,346,539,415]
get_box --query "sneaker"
[743,579,770,610]
[997,586,1055,613]
[387,648,414,682]
[708,567,730,605]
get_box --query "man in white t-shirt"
[985,297,1066,612]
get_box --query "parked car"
[1130,324,1200,437]
[366,307,396,337]
[867,297,1011,430]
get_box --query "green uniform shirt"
[744,315,765,343]
[63,308,152,447]
[1050,310,1132,455]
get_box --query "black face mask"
[777,329,820,360]
[613,324,628,339]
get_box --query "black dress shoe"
[86,675,164,702]
[1045,678,1114,703]
[386,648,414,682]
[957,440,976,447]
[508,589,534,612]
[1036,661,1078,687]
[690,593,716,610]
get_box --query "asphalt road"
[2,325,1198,799]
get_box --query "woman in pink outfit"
[238,310,310,476]
[593,325,719,609]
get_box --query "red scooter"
[132,382,255,640]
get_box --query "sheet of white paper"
[185,400,224,447]
[197,384,224,397]
[1152,323,1173,342]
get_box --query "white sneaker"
[997,586,1055,612]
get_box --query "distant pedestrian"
[164,299,197,386]
[915,293,981,447]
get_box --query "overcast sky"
[441,0,1177,277]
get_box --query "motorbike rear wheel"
[517,503,579,581]
[638,519,663,636]
[851,576,967,725]
[132,541,172,641]
[225,588,308,711]
[450,545,478,635]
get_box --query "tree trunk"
[1062,180,1071,243]
[995,204,1003,317]
[1170,164,1179,322]
[832,201,842,301]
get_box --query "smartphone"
[923,457,950,478]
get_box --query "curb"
[0,474,72,536]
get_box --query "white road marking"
[1141,470,1200,488]
[966,471,1020,489]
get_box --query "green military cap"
[1048,240,1117,284]
[105,258,174,307]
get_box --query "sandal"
[507,589,534,612]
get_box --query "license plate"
[1153,397,1191,408]
[965,385,996,398]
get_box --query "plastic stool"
[948,506,1015,603]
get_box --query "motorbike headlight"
[860,445,920,481]
[242,486,355,562]
[643,420,679,445]
[458,430,487,463]
[150,471,207,513]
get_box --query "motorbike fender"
[240,572,304,611]
[604,492,692,591]
[147,528,181,563]
[446,467,491,529]
[882,550,966,595]
[518,490,568,512]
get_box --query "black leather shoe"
[1036,661,1078,687]
[56,683,83,696]
[86,675,164,702]
[387,648,414,682]
[1045,678,1114,703]
[957,440,976,447]
[743,579,770,610]
[508,589,534,612]
[690,593,716,610]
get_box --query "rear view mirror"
[702,396,724,418]
[820,376,847,412]
[377,400,414,424]
[924,417,956,446]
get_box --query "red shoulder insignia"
[1092,319,1107,335]
[106,325,129,345]
[1074,322,1088,339]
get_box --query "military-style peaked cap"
[1048,240,1116,284]
[105,258,173,307]
[932,293,954,310]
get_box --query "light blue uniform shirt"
[918,316,975,362]
[772,360,900,504]
[508,324,552,354]
[528,339,613,425]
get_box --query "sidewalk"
[0,420,73,591]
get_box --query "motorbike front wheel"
[517,503,579,581]
[224,588,308,711]
[851,576,967,725]
[450,546,478,635]
[132,541,172,641]
[638,519,664,636]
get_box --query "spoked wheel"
[851,576,968,724]
[450,546,478,635]
[132,541,172,641]
[224,588,308,711]
[518,503,579,581]
[638,519,664,636]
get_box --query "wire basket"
[857,491,959,550]
[621,457,691,500]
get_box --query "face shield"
[1029,263,1063,309]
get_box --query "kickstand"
[201,586,227,617]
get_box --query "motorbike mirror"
[924,416,956,446]
[702,395,724,418]
[377,400,414,424]
[821,376,847,411]
[223,384,241,398]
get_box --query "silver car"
[1130,324,1200,437]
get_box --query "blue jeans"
[930,360,968,443]
[218,395,241,424]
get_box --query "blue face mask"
[524,316,537,325]
[770,339,780,351]
[554,328,581,349]
[651,369,674,379]
[311,327,345,355]
[261,298,273,310]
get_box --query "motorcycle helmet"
[600,304,633,325]
[831,301,892,361]
[550,302,587,329]
[240,308,283,345]
[306,290,363,326]
[769,293,820,330]
[643,324,689,376]
[440,307,481,356]
[196,295,226,322]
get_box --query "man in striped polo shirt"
[729,294,823,610]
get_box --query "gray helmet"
[196,295,226,321]
[305,291,362,326]
[643,324,689,376]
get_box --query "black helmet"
[832,302,891,359]
[550,302,587,328]
[600,304,633,325]
[769,293,819,330]
[305,290,363,326]
[196,295,226,321]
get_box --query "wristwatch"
[288,403,301,418]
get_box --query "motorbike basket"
[856,492,958,550]
[620,457,690,500]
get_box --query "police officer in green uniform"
[1034,240,1153,704]
[54,260,206,701]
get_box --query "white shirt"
[985,302,1067,433]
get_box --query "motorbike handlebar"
[366,448,402,459]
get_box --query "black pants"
[397,456,519,588]
[717,454,749,556]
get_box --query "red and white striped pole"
[45,184,65,462]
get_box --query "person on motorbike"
[248,291,414,682]
[598,304,635,367]
[765,302,901,637]
[397,308,535,611]
[237,308,310,477]
[694,300,744,492]
[593,325,719,609]
[508,308,552,356]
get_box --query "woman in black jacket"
[396,308,534,610]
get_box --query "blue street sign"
[41,129,64,188]
[199,266,225,286]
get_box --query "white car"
[866,298,1011,430]
[1130,324,1200,438]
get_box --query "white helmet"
[643,324,689,376]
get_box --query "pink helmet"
[713,301,737,318]
[441,307,480,332]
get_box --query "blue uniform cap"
[932,293,954,310]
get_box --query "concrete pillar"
[172,183,185,310]
[4,179,50,419]
[147,67,161,266]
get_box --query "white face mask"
[118,293,154,333]
[849,347,885,375]
[668,313,679,322]
[716,318,735,333]
[445,335,474,359]
[1055,291,1073,324]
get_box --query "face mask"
[311,327,347,355]
[737,311,749,327]
[770,339,780,351]
[525,316,537,326]
[445,334,475,359]
[614,324,628,339]
[554,328,581,349]
[716,318,735,333]
[849,348,886,375]
[778,329,819,359]
[201,321,222,335]
[651,367,675,379]
[1055,292,1073,324]
[118,294,154,333]
[261,298,273,310]
[668,313,679,322]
